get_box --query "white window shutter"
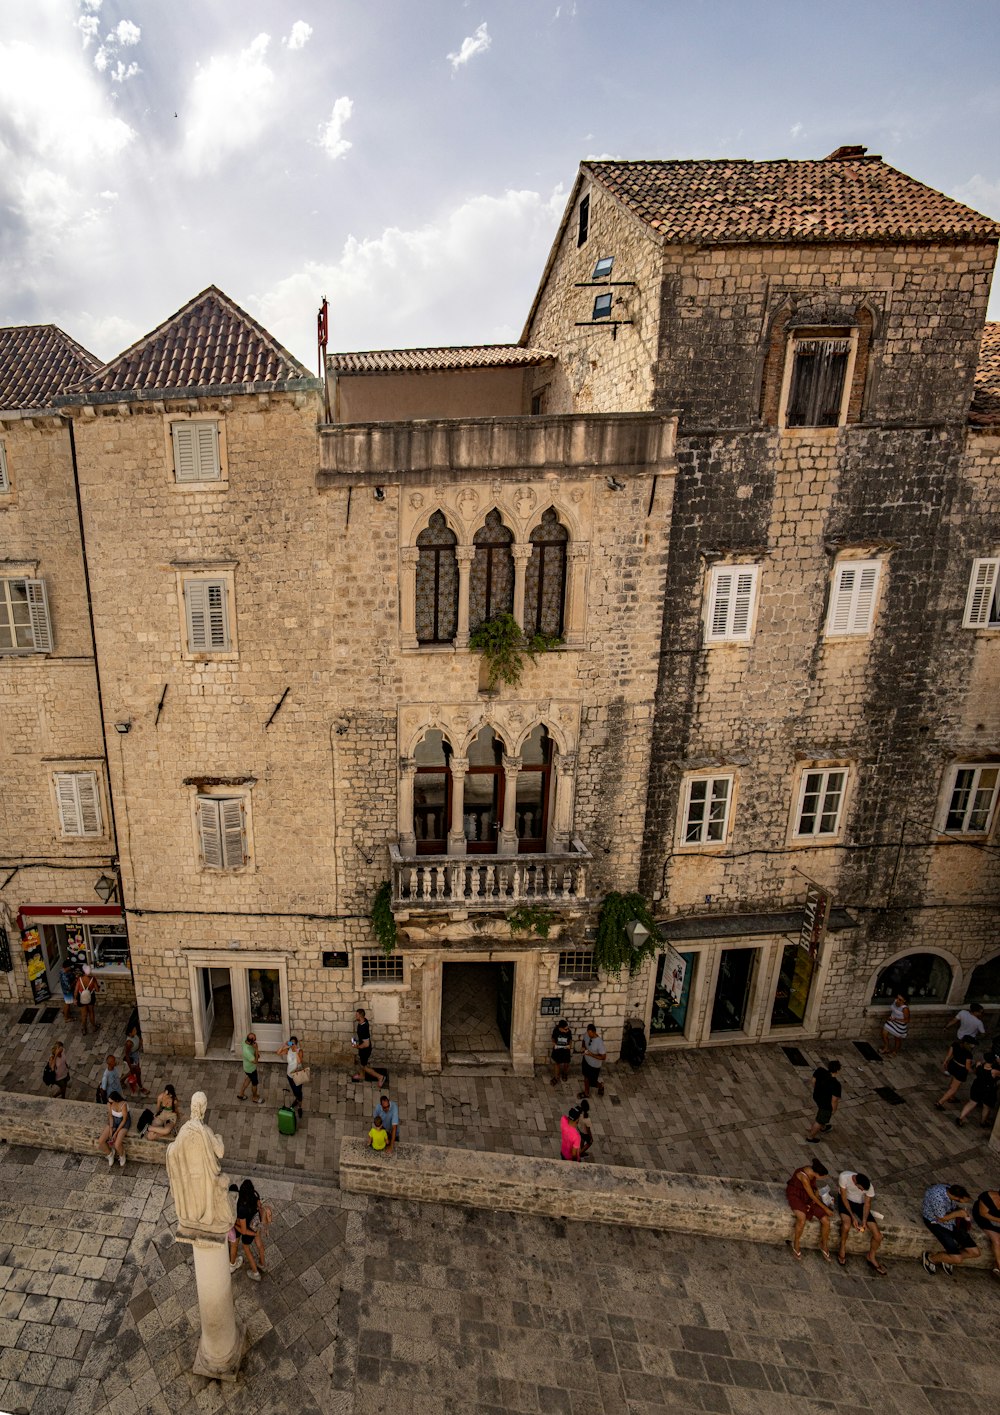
[198,798,223,868]
[173,423,198,482]
[25,580,52,652]
[55,773,82,835]
[851,564,879,633]
[173,421,221,482]
[220,798,246,868]
[730,570,757,639]
[76,773,102,836]
[206,581,228,649]
[709,571,733,639]
[195,422,219,476]
[0,442,9,492]
[828,566,856,635]
[964,558,999,628]
[185,580,209,651]
[707,566,757,642]
[827,560,880,636]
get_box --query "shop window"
[54,771,103,837]
[184,576,232,653]
[825,559,881,638]
[558,948,597,981]
[784,333,851,428]
[469,510,514,631]
[465,726,505,852]
[965,955,1000,1004]
[414,729,451,853]
[172,420,221,483]
[794,767,848,839]
[705,565,759,644]
[964,558,1000,629]
[681,774,734,845]
[943,764,999,835]
[577,193,590,247]
[524,509,569,638]
[415,512,458,644]
[770,943,816,1027]
[197,794,248,870]
[0,577,52,654]
[651,951,696,1037]
[361,952,404,985]
[516,725,553,851]
[0,441,8,492]
[872,953,952,1005]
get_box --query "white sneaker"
[230,1257,243,1273]
[117,1154,126,1168]
[253,1097,265,1106]
[107,1152,115,1167]
[246,1269,261,1282]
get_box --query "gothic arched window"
[415,512,459,644]
[524,508,569,638]
[515,725,553,852]
[464,726,505,852]
[413,729,452,853]
[469,510,514,631]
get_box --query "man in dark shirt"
[806,1060,842,1142]
[351,1008,385,1086]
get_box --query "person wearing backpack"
[74,965,99,1035]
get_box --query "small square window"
[681,774,734,845]
[54,771,103,837]
[196,794,248,870]
[593,292,613,321]
[592,257,614,280]
[943,764,999,835]
[183,576,231,653]
[577,193,590,247]
[825,560,881,638]
[705,565,759,643]
[558,949,598,981]
[361,953,404,984]
[795,768,848,839]
[172,420,221,483]
[785,334,852,428]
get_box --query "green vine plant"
[507,904,555,939]
[468,612,561,691]
[370,880,397,956]
[594,891,660,976]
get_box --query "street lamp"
[93,874,119,904]
[625,919,650,950]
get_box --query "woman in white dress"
[880,994,909,1056]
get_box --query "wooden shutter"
[219,798,246,868]
[730,570,757,639]
[206,581,228,648]
[198,797,223,868]
[76,773,102,835]
[0,442,8,492]
[55,773,82,835]
[173,421,220,482]
[25,579,52,652]
[964,558,999,628]
[185,578,228,651]
[827,561,880,636]
[708,566,757,641]
[708,570,734,639]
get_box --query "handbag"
[291,1066,311,1084]
[42,1063,56,1086]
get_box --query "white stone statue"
[165,1091,235,1238]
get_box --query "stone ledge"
[0,1090,168,1167]
[339,1137,996,1268]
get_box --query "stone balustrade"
[389,840,590,910]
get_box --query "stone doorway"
[441,961,513,1065]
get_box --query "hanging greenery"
[594,891,660,976]
[370,880,397,956]
[468,612,561,691]
[507,903,555,938]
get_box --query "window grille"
[361,953,404,984]
[558,949,598,981]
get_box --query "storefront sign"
[17,904,123,924]
[20,927,51,1003]
[540,996,562,1016]
[659,943,687,1004]
[799,883,831,959]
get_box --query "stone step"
[444,1051,512,1068]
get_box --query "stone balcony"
[389,839,591,911]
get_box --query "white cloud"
[114,20,141,47]
[790,122,804,139]
[110,60,140,83]
[447,22,491,72]
[181,33,276,175]
[318,97,353,161]
[953,174,1000,219]
[284,21,313,51]
[77,15,100,46]
[256,185,566,360]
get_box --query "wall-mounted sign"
[659,943,687,1004]
[322,951,350,969]
[799,882,831,959]
[540,996,562,1016]
[20,928,51,1003]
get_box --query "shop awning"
[17,904,123,926]
[656,907,857,942]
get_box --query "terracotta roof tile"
[971,323,1000,425]
[0,325,101,411]
[329,345,555,374]
[69,287,318,399]
[585,155,1000,244]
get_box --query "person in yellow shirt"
[368,1115,388,1151]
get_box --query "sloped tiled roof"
[0,325,101,411]
[68,287,318,400]
[329,345,555,375]
[584,155,1000,244]
[971,323,1000,426]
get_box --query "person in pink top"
[559,1111,581,1162]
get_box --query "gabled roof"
[66,286,320,402]
[329,345,554,375]
[0,325,101,412]
[584,154,1000,245]
[970,323,1000,426]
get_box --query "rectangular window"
[54,771,103,837]
[577,193,590,246]
[650,951,696,1037]
[706,564,759,643]
[944,765,999,835]
[172,421,221,483]
[361,953,404,984]
[592,292,613,320]
[592,256,613,279]
[0,578,52,654]
[197,796,247,869]
[963,558,1000,629]
[770,943,817,1028]
[682,774,734,844]
[825,560,880,637]
[558,948,598,981]
[795,768,848,838]
[0,441,8,492]
[184,577,230,652]
[785,336,851,427]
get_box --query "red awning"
[18,904,123,927]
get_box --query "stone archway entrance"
[441,960,513,1063]
[413,949,540,1075]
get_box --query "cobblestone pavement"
[0,1143,997,1415]
[1,1002,995,1221]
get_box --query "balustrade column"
[511,544,531,630]
[400,547,420,650]
[454,547,475,649]
[498,754,522,856]
[447,756,469,856]
[550,750,577,852]
[563,542,589,647]
[398,757,417,856]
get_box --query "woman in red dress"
[785,1161,834,1261]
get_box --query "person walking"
[234,1179,270,1281]
[550,1018,573,1086]
[237,1033,265,1104]
[972,1190,1000,1279]
[785,1161,833,1261]
[921,1182,980,1275]
[145,1084,180,1140]
[74,964,98,1035]
[574,1099,593,1158]
[880,995,910,1056]
[123,1029,144,1096]
[949,1003,986,1047]
[373,1093,399,1152]
[47,1041,70,1099]
[351,1009,385,1086]
[559,1108,581,1161]
[806,1060,842,1141]
[579,1024,607,1099]
[836,1171,887,1273]
[957,1058,1000,1128]
[936,1037,973,1109]
[58,964,76,1022]
[97,1091,130,1168]
[278,1035,305,1119]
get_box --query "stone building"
[0,325,131,1006]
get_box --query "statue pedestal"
[177,1229,247,1382]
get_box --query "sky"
[1,0,999,370]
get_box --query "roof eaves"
[55,375,323,407]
